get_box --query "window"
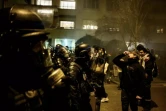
[37,9,53,14]
[60,0,76,9]
[54,39,76,50]
[109,27,120,32]
[83,20,98,30]
[83,0,99,9]
[60,21,74,29]
[157,27,164,33]
[37,0,52,6]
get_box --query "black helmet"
[55,44,70,58]
[75,43,91,60]
[0,4,48,32]
[0,5,49,54]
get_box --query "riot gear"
[51,44,71,74]
[75,43,91,61]
[0,5,64,111]
[0,5,53,91]
[0,5,49,55]
[54,44,70,60]
[43,45,72,111]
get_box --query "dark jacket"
[144,54,156,81]
[66,59,93,111]
[113,54,146,96]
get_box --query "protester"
[137,44,158,111]
[113,50,147,111]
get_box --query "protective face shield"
[55,44,70,58]
[0,5,58,91]
[47,68,65,89]
[0,5,51,55]
[75,43,92,61]
[29,41,66,89]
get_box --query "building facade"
[1,0,166,51]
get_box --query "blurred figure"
[65,43,94,111]
[52,44,72,73]
[0,5,56,111]
[0,5,71,111]
[113,50,147,111]
[91,47,109,105]
[137,44,158,111]
[44,44,72,111]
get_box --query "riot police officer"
[51,44,72,73]
[0,5,65,111]
[65,43,94,111]
[43,44,72,111]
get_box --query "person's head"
[0,5,53,91]
[75,43,92,62]
[128,51,139,59]
[136,44,148,57]
[139,49,146,57]
[93,45,100,53]
[127,51,139,63]
[100,48,106,55]
[0,5,49,55]
[54,44,71,61]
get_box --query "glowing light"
[37,9,53,14]
[64,39,68,46]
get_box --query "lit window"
[157,28,164,33]
[83,20,98,30]
[117,28,120,31]
[113,28,116,31]
[60,0,76,9]
[54,39,76,50]
[37,9,53,14]
[109,27,120,32]
[37,0,52,6]
[60,21,74,29]
[161,28,164,33]
[157,29,160,33]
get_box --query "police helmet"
[75,43,91,60]
[55,44,70,58]
[0,5,49,54]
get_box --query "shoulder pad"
[70,62,82,70]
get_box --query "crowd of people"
[113,44,158,111]
[0,5,110,111]
[1,5,158,111]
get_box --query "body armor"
[51,44,71,74]
[0,5,66,111]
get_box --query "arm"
[112,53,126,69]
